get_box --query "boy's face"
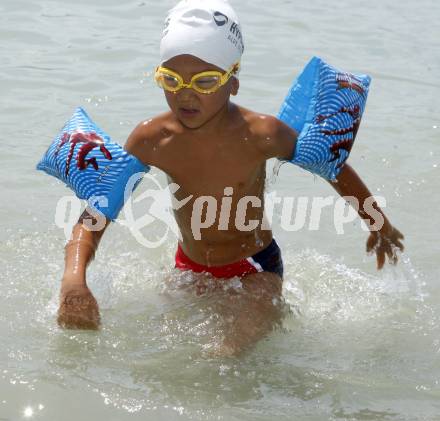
[160,54,239,130]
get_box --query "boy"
[58,0,404,355]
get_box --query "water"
[1,0,440,419]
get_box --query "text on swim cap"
[229,22,244,53]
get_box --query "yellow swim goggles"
[154,62,239,94]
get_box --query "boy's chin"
[177,117,204,130]
[176,113,207,130]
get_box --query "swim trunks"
[175,239,284,279]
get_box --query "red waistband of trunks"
[174,239,284,279]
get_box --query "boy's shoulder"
[236,105,297,161]
[238,106,279,135]
[124,106,297,164]
[127,111,181,143]
[123,111,180,165]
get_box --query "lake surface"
[1,0,439,419]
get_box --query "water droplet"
[219,364,230,375]
[23,406,34,418]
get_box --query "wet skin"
[58,54,404,355]
[125,54,296,266]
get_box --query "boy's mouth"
[179,107,200,117]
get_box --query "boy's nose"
[177,87,198,99]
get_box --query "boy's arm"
[58,210,110,329]
[328,163,404,269]
[263,116,404,269]
[58,119,155,330]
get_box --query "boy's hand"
[366,224,405,270]
[57,282,101,330]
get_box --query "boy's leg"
[218,271,283,356]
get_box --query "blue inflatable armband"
[278,56,371,180]
[36,107,149,221]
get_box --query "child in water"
[58,0,404,355]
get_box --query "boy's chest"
[158,135,263,187]
[157,135,265,198]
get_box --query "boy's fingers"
[395,229,404,240]
[57,296,101,330]
[366,234,376,253]
[386,247,398,265]
[377,249,385,270]
[395,239,404,251]
[385,247,392,262]
[392,248,399,265]
[57,312,100,330]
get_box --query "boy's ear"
[230,77,239,96]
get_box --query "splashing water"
[1,227,438,420]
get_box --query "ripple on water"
[2,228,438,419]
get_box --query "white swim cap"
[160,0,244,75]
